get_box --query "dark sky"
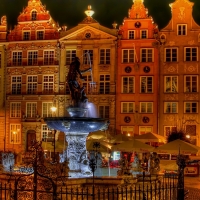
[0,0,200,30]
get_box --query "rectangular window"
[37,31,44,40]
[43,75,54,94]
[122,49,134,63]
[164,76,178,93]
[128,30,135,39]
[12,52,22,66]
[26,102,37,118]
[184,47,198,61]
[141,30,147,39]
[42,124,53,142]
[99,106,109,119]
[140,102,153,113]
[184,102,198,113]
[184,75,198,92]
[10,124,21,144]
[165,48,178,62]
[83,50,93,64]
[164,126,177,137]
[23,32,30,40]
[121,126,134,137]
[139,126,152,135]
[10,103,21,118]
[11,76,21,94]
[100,49,110,64]
[177,24,186,35]
[66,50,76,65]
[121,102,135,113]
[164,102,178,113]
[140,76,153,93]
[141,48,153,62]
[44,51,54,65]
[99,75,110,94]
[122,77,134,93]
[28,51,38,66]
[42,102,53,118]
[82,75,92,94]
[27,76,37,94]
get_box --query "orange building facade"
[116,0,159,136]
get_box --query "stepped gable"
[8,0,60,41]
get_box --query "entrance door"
[27,130,36,151]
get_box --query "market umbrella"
[87,131,112,140]
[134,132,166,143]
[111,139,154,153]
[86,139,113,152]
[110,134,132,143]
[155,139,200,155]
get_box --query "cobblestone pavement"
[185,188,200,200]
[185,177,200,199]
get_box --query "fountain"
[44,56,109,178]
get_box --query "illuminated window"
[37,31,44,40]
[10,103,21,118]
[184,102,198,113]
[121,102,135,113]
[140,30,147,39]
[141,48,153,62]
[99,49,110,64]
[122,77,134,93]
[128,30,135,39]
[122,49,134,63]
[26,102,37,118]
[44,51,54,65]
[140,76,153,93]
[177,24,187,35]
[99,75,110,94]
[27,75,37,94]
[184,47,198,61]
[82,75,92,94]
[11,76,21,94]
[43,75,54,94]
[139,126,152,135]
[23,32,30,40]
[164,102,178,113]
[83,50,93,64]
[28,51,38,65]
[99,106,109,119]
[12,51,22,66]
[42,124,53,142]
[184,75,198,92]
[66,50,76,65]
[10,124,21,144]
[164,76,178,93]
[140,102,153,113]
[42,102,53,118]
[121,126,134,137]
[31,11,37,20]
[165,48,178,62]
[164,126,177,137]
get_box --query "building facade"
[159,0,200,145]
[116,0,159,136]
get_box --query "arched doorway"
[26,130,36,151]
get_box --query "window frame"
[122,76,135,94]
[184,102,198,113]
[164,126,177,137]
[36,30,44,40]
[128,30,135,39]
[164,102,178,113]
[121,126,134,137]
[140,102,153,113]
[139,126,152,135]
[66,50,76,65]
[23,31,31,41]
[27,75,38,94]
[177,24,187,36]
[184,47,198,62]
[10,102,21,118]
[26,102,37,118]
[10,124,21,144]
[121,102,135,113]
[12,51,22,66]
[43,75,54,94]
[99,49,110,64]
[42,102,53,118]
[31,10,37,20]
[140,30,148,39]
[83,50,93,65]
[11,76,22,94]
[122,49,134,63]
[99,74,110,94]
[165,48,178,62]
[184,75,198,93]
[140,48,154,62]
[164,76,178,93]
[98,105,109,119]
[44,50,54,65]
[140,76,153,93]
[28,50,38,66]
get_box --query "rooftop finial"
[85,5,94,17]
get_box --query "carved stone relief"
[164,94,178,101]
[184,65,198,73]
[184,94,198,101]
[178,7,185,20]
[188,40,195,45]
[164,65,178,73]
[99,65,110,71]
[168,41,175,46]
[164,114,178,123]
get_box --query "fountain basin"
[44,117,109,134]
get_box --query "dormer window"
[23,32,30,40]
[31,11,37,21]
[177,24,187,36]
[141,30,147,39]
[37,31,44,40]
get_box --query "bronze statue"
[67,57,91,106]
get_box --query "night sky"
[0,0,200,30]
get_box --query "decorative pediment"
[60,26,116,41]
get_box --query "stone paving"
[185,177,200,199]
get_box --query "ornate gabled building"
[59,5,117,136]
[116,0,159,136]
[159,0,200,145]
[5,0,62,157]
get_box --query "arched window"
[31,11,37,21]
